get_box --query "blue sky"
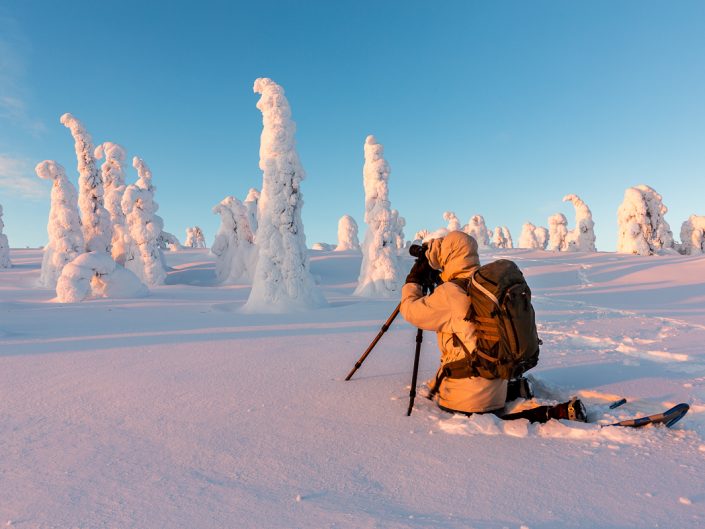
[1,0,704,251]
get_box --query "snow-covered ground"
[1,248,704,529]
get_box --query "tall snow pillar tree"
[354,135,400,297]
[243,78,324,312]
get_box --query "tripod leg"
[407,328,423,416]
[345,304,401,381]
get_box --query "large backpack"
[450,259,541,380]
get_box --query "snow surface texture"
[2,248,705,528]
[94,142,131,264]
[55,250,147,302]
[680,215,705,255]
[185,226,206,248]
[244,187,260,235]
[564,194,597,252]
[463,214,491,247]
[354,135,400,297]
[211,195,255,284]
[549,212,569,251]
[35,160,83,286]
[60,113,112,253]
[617,184,675,255]
[443,211,461,232]
[493,225,513,248]
[244,78,324,312]
[335,214,360,251]
[121,157,166,286]
[0,203,10,268]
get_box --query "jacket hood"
[426,231,480,282]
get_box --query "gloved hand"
[405,257,434,285]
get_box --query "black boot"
[506,377,534,402]
[548,397,587,422]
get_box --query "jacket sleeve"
[399,283,452,332]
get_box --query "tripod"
[345,284,433,416]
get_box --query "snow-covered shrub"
[244,78,324,312]
[391,209,406,250]
[157,231,181,251]
[0,204,10,268]
[463,215,491,248]
[679,215,705,255]
[563,194,596,252]
[211,195,255,283]
[56,251,147,303]
[35,161,84,286]
[244,188,260,235]
[94,142,131,264]
[548,213,569,251]
[617,185,674,255]
[443,211,461,232]
[335,215,360,251]
[185,227,206,248]
[354,135,400,297]
[121,156,166,286]
[492,226,513,249]
[60,113,112,253]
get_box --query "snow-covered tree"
[414,229,431,242]
[679,215,705,255]
[211,195,256,283]
[564,194,596,252]
[335,214,360,251]
[617,185,675,255]
[56,251,147,303]
[354,135,400,297]
[463,215,491,248]
[492,226,513,249]
[535,226,549,250]
[35,161,84,286]
[311,242,333,251]
[121,156,166,286]
[0,204,10,269]
[391,209,406,250]
[244,78,324,312]
[443,211,461,232]
[94,142,131,264]
[157,231,181,251]
[185,227,206,248]
[60,113,112,253]
[519,222,540,249]
[244,188,260,235]
[548,213,569,251]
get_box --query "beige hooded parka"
[400,231,507,413]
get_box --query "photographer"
[400,231,586,422]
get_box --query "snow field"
[1,248,704,528]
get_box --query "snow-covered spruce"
[492,226,513,249]
[60,113,112,253]
[535,226,549,250]
[391,209,406,251]
[354,135,400,297]
[184,227,206,248]
[563,194,596,252]
[414,229,431,242]
[462,215,491,248]
[679,215,705,255]
[617,185,675,256]
[548,212,569,251]
[335,215,360,251]
[121,157,166,286]
[94,142,131,264]
[0,204,10,269]
[211,196,255,284]
[244,78,324,312]
[443,211,461,232]
[519,222,541,249]
[311,242,333,251]
[55,251,147,303]
[244,188,260,236]
[35,161,84,286]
